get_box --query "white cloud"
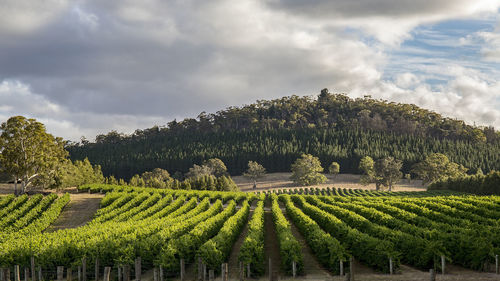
[0,0,499,141]
[0,0,68,34]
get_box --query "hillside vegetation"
[68,90,500,180]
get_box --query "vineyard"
[0,185,499,281]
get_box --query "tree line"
[69,126,500,181]
[68,90,500,180]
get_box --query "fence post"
[339,260,344,276]
[441,255,445,275]
[180,259,185,281]
[14,266,20,281]
[6,269,11,281]
[349,257,354,281]
[292,261,296,278]
[429,269,435,281]
[268,258,272,281]
[153,268,158,281]
[389,257,393,275]
[78,266,82,281]
[134,258,141,281]
[57,266,64,281]
[24,268,28,281]
[67,268,72,281]
[37,267,41,281]
[239,262,243,281]
[197,258,202,281]
[203,264,207,281]
[159,266,163,281]
[208,270,214,281]
[31,257,36,281]
[82,257,87,281]
[246,264,250,279]
[0,268,4,281]
[103,267,110,281]
[221,264,224,281]
[117,267,121,281]
[496,254,498,274]
[95,259,99,281]
[123,266,130,281]
[224,264,228,281]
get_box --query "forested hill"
[68,90,500,180]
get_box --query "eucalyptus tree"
[0,116,67,194]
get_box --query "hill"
[67,90,500,180]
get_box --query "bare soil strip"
[45,192,103,232]
[227,209,254,280]
[263,199,282,281]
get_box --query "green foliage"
[280,195,347,274]
[156,200,237,271]
[412,153,468,185]
[203,158,228,177]
[67,92,500,180]
[375,157,402,191]
[239,200,265,276]
[36,158,105,189]
[270,194,304,275]
[0,116,68,194]
[198,200,250,271]
[290,154,327,186]
[359,156,402,191]
[243,161,266,188]
[292,195,399,273]
[429,170,500,195]
[328,162,340,175]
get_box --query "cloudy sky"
[1,0,500,141]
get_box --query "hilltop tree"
[328,161,340,179]
[412,153,467,185]
[243,161,266,189]
[290,154,327,186]
[0,116,67,194]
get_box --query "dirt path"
[263,201,282,281]
[45,191,104,232]
[227,209,254,280]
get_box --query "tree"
[243,161,266,189]
[404,173,411,184]
[142,168,172,188]
[35,158,104,189]
[185,164,213,179]
[290,154,327,186]
[328,162,340,179]
[412,153,468,186]
[0,116,67,194]
[359,156,402,191]
[359,156,382,190]
[374,157,402,191]
[203,158,228,177]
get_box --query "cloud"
[0,0,68,34]
[264,0,500,45]
[477,27,500,62]
[0,0,499,140]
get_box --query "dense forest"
[68,90,500,180]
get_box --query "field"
[0,184,498,281]
[233,173,426,192]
